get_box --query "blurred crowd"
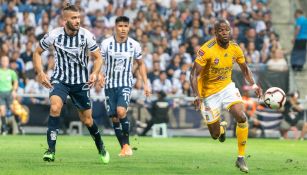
[0,0,290,99]
[2,0,305,137]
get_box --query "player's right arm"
[190,62,203,110]
[33,42,52,89]
[190,48,207,110]
[33,32,54,89]
[234,45,263,98]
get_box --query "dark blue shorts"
[104,87,131,117]
[49,81,91,110]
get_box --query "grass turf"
[0,135,306,175]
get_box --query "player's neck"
[115,35,128,43]
[217,39,229,49]
[64,26,78,36]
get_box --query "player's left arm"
[238,62,263,98]
[89,49,103,87]
[235,45,263,98]
[87,32,103,87]
[135,42,151,97]
[136,58,151,97]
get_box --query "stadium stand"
[0,0,306,138]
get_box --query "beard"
[66,21,79,31]
[220,37,230,45]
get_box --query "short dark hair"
[63,3,80,12]
[295,9,303,15]
[115,16,130,24]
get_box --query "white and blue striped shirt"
[39,27,98,84]
[100,36,142,89]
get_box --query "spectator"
[140,90,170,136]
[245,41,261,64]
[280,91,307,140]
[178,43,192,65]
[266,49,288,72]
[148,61,161,83]
[152,71,172,94]
[124,0,139,21]
[290,9,307,71]
[0,55,18,135]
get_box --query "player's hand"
[88,73,97,88]
[193,97,202,111]
[96,73,105,88]
[37,72,52,89]
[252,84,263,99]
[143,83,151,97]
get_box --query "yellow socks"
[236,122,248,157]
[219,125,225,137]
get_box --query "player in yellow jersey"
[190,19,263,173]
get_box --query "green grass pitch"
[0,135,306,175]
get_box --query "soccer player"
[100,16,151,157]
[190,19,262,173]
[33,4,110,164]
[0,56,18,135]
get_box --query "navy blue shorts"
[49,82,91,110]
[104,87,131,117]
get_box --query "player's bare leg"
[207,119,227,142]
[229,103,249,173]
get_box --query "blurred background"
[0,0,306,139]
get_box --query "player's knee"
[116,109,126,118]
[50,104,62,116]
[82,117,93,127]
[237,114,247,123]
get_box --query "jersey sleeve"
[134,42,142,60]
[194,47,208,66]
[39,32,53,50]
[234,45,245,64]
[86,32,98,52]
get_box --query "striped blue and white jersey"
[100,36,142,89]
[39,27,98,84]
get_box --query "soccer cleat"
[218,121,227,143]
[118,144,133,157]
[43,150,55,162]
[99,147,110,164]
[235,157,249,173]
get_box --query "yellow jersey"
[195,38,245,98]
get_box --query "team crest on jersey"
[224,53,228,57]
[214,58,219,65]
[198,49,205,56]
[80,37,85,47]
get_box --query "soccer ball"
[263,87,286,109]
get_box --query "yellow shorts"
[200,82,243,124]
